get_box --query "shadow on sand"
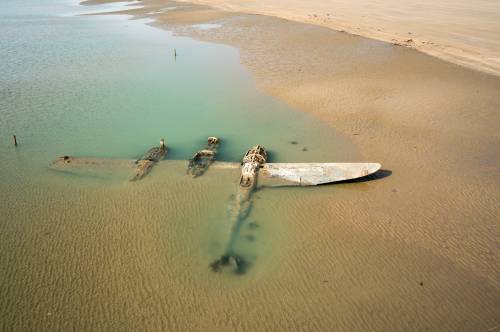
[332,169,392,185]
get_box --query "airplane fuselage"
[239,145,267,189]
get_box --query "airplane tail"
[210,186,254,274]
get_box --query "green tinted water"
[0,1,362,329]
[0,0,358,179]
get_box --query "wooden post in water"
[13,135,17,147]
[174,48,177,59]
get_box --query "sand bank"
[173,0,500,76]
[77,0,500,329]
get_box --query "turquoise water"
[0,2,362,329]
[0,0,359,275]
[0,0,358,185]
[0,0,361,275]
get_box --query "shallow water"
[2,1,499,331]
[0,0,359,175]
[0,0,368,329]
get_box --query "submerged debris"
[131,138,167,181]
[248,222,259,230]
[210,145,268,275]
[245,234,256,242]
[209,254,249,274]
[187,136,220,177]
[239,145,267,188]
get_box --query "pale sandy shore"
[174,0,500,77]
[80,0,500,330]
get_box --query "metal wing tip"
[363,163,382,177]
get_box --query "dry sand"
[173,0,500,77]
[76,0,500,330]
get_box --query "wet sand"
[94,0,500,271]
[173,0,500,77]
[95,0,500,325]
[5,0,498,330]
[85,0,500,75]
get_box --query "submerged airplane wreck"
[187,136,220,177]
[131,138,167,181]
[209,145,267,274]
[51,137,379,185]
[50,137,381,274]
[51,138,168,181]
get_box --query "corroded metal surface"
[50,139,168,181]
[50,142,382,274]
[50,156,135,170]
[211,161,240,170]
[241,144,267,165]
[210,146,382,274]
[187,137,220,177]
[210,145,267,274]
[130,139,167,181]
[49,156,135,180]
[239,145,267,188]
[260,162,382,186]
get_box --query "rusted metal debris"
[260,162,381,186]
[210,145,382,274]
[187,136,219,177]
[50,139,167,181]
[130,138,167,181]
[210,145,267,274]
[50,156,134,170]
[210,254,248,274]
[49,139,383,275]
[239,144,267,189]
[51,139,380,186]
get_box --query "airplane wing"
[49,156,136,171]
[48,156,136,180]
[211,161,241,169]
[48,155,238,180]
[259,162,381,186]
[49,156,381,186]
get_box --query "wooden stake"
[13,135,17,146]
[174,48,177,58]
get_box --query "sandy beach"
[172,0,500,77]
[1,0,497,330]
